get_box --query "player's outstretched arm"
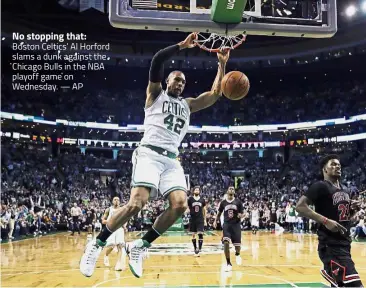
[186,49,230,113]
[296,196,347,234]
[146,32,197,108]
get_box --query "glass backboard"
[109,0,337,38]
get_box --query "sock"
[192,238,197,250]
[142,227,161,244]
[96,225,113,243]
[226,257,231,265]
[198,234,203,250]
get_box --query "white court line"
[2,264,366,276]
[93,271,298,288]
[148,264,366,270]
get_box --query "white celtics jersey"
[107,206,117,221]
[140,90,190,155]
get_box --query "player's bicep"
[186,91,217,113]
[102,208,109,220]
[296,195,314,215]
[146,81,163,107]
[218,202,224,213]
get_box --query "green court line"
[135,230,217,237]
[161,231,217,236]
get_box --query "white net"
[194,33,246,53]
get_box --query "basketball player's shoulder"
[310,180,328,189]
[188,196,194,205]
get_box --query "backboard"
[109,0,337,38]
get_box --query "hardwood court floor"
[1,231,365,287]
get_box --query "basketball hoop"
[194,33,246,53]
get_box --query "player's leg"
[197,222,204,253]
[317,243,361,287]
[114,244,125,271]
[87,224,93,242]
[125,189,187,278]
[104,230,117,267]
[190,219,198,253]
[79,147,160,277]
[125,157,187,278]
[191,231,198,254]
[104,246,113,267]
[114,228,126,271]
[80,187,150,276]
[232,223,242,266]
[145,189,187,241]
[331,245,363,287]
[222,223,232,271]
[139,161,187,246]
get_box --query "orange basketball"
[221,71,250,100]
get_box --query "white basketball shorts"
[106,227,125,247]
[287,216,296,223]
[131,146,187,200]
[251,219,259,227]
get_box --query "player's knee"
[127,187,149,213]
[169,192,188,213]
[126,198,145,214]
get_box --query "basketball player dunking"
[188,186,206,256]
[296,155,364,287]
[80,32,230,278]
[214,187,244,272]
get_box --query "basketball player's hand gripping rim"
[178,32,198,49]
[324,218,347,235]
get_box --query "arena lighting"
[345,5,357,17]
[362,1,366,12]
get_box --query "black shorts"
[318,243,362,287]
[86,218,94,226]
[190,220,204,233]
[223,223,241,246]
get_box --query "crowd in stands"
[2,69,365,127]
[1,140,365,242]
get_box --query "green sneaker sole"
[129,263,140,278]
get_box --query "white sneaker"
[115,261,125,271]
[80,239,105,277]
[225,264,232,272]
[87,234,93,243]
[126,239,150,278]
[236,255,242,266]
[104,256,110,267]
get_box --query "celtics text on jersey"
[140,90,190,155]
